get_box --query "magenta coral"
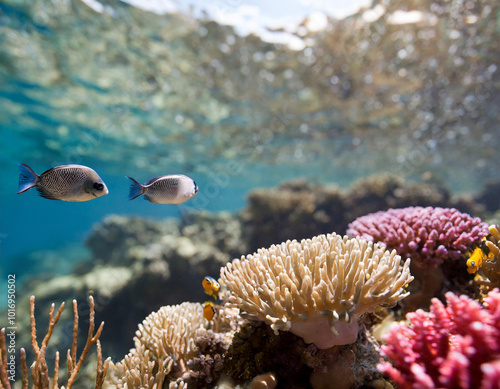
[378,290,500,389]
[347,206,488,267]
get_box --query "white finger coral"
[220,233,414,349]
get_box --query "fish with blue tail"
[127,174,198,205]
[17,164,108,202]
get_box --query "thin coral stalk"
[71,300,78,369]
[37,348,50,389]
[20,348,28,389]
[95,340,111,389]
[0,328,11,389]
[66,296,105,389]
[30,296,40,358]
[41,302,65,350]
[53,351,60,389]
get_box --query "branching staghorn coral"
[220,233,414,349]
[0,296,109,389]
[106,302,240,388]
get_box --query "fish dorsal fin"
[144,176,163,186]
[39,164,86,176]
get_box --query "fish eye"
[194,182,199,194]
[93,182,104,191]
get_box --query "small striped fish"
[127,174,198,205]
[17,164,108,202]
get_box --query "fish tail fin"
[126,176,145,201]
[17,163,39,194]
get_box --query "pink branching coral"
[378,290,500,389]
[347,207,489,267]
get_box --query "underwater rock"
[378,290,500,389]
[242,175,480,253]
[241,179,346,252]
[85,215,178,266]
[306,330,382,389]
[475,179,500,214]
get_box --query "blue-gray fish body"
[127,175,198,205]
[17,164,109,202]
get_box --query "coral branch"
[41,302,65,350]
[66,296,105,389]
[95,340,111,389]
[30,296,40,358]
[53,351,60,389]
[20,348,28,389]
[0,328,11,389]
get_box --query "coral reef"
[0,296,108,389]
[225,321,384,389]
[220,233,413,348]
[7,175,497,388]
[378,289,500,389]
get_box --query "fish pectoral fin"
[143,194,157,204]
[36,187,59,200]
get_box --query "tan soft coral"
[220,233,413,349]
[106,302,240,388]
